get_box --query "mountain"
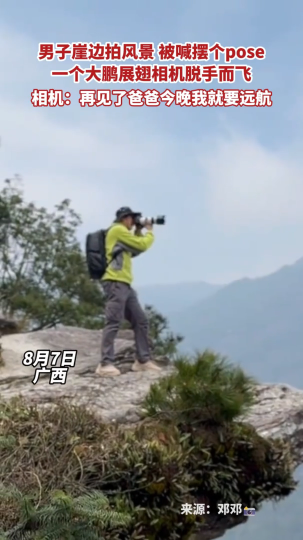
[166,258,303,539]
[136,281,222,317]
[169,257,303,387]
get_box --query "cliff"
[0,325,302,539]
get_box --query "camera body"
[134,214,166,226]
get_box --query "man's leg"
[96,281,129,377]
[125,288,161,372]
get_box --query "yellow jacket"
[102,223,154,285]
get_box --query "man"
[96,206,162,377]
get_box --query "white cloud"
[0,97,162,170]
[0,26,39,83]
[1,20,303,285]
[0,23,167,234]
[201,132,303,230]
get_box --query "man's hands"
[134,221,153,233]
[134,224,143,236]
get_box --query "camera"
[134,215,166,226]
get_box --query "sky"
[0,0,303,286]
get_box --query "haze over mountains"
[138,257,303,388]
[137,281,222,317]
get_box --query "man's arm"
[116,224,154,253]
[132,225,144,257]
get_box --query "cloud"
[0,23,167,232]
[200,131,303,230]
[1,17,303,286]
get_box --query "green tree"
[144,305,183,358]
[0,177,183,356]
[0,177,105,331]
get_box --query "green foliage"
[144,305,183,358]
[0,195,10,245]
[0,487,131,539]
[0,399,197,539]
[0,370,296,540]
[0,177,105,330]
[143,350,256,426]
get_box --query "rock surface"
[0,325,303,539]
[0,326,173,424]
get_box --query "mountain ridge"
[137,280,222,316]
[168,256,303,387]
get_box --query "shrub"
[0,487,132,539]
[0,352,297,539]
[142,351,256,427]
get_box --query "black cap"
[115,206,141,221]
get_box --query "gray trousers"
[101,281,151,366]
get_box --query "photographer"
[96,206,162,377]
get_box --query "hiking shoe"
[95,364,121,377]
[131,360,162,372]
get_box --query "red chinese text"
[50,64,253,83]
